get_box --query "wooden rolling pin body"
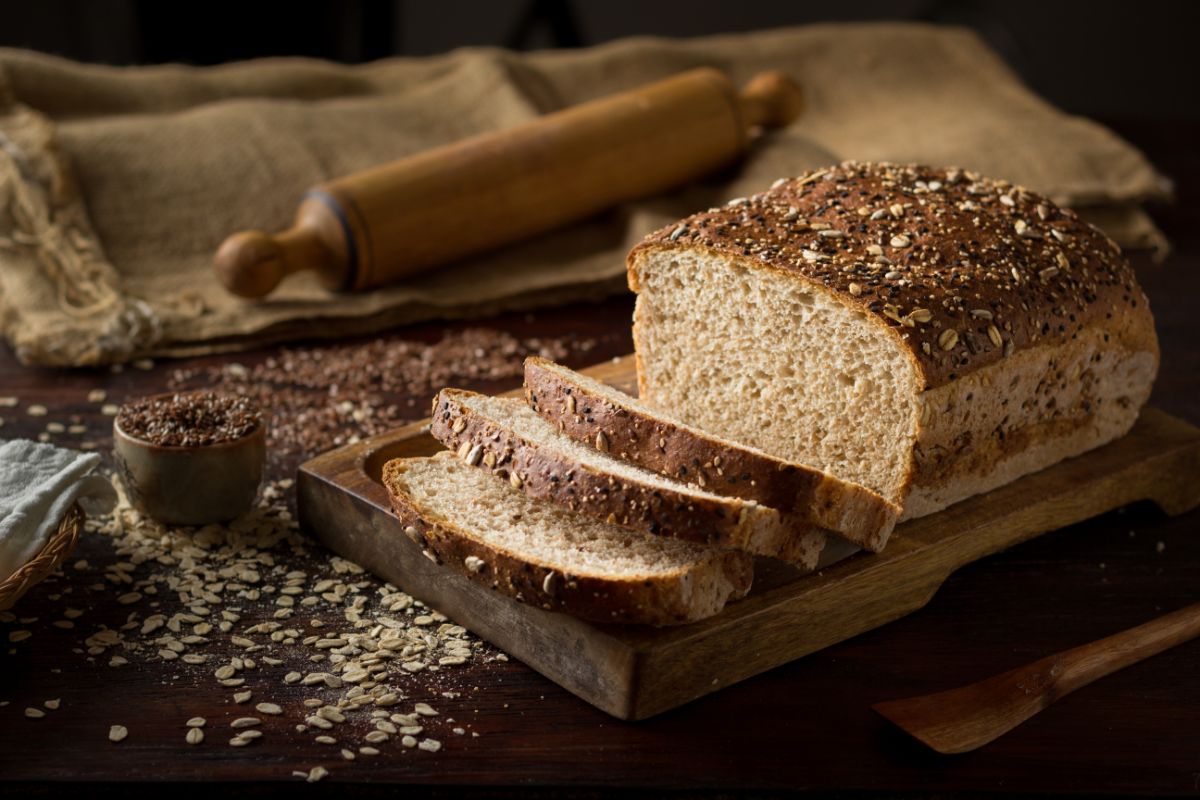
[215,68,802,298]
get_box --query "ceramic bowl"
[112,398,266,526]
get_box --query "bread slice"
[429,388,826,569]
[382,453,752,625]
[627,162,1158,520]
[524,356,900,551]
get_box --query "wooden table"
[1,121,1198,798]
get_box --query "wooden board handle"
[214,68,803,299]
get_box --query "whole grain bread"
[628,162,1158,519]
[524,356,900,551]
[429,388,826,569]
[382,453,753,625]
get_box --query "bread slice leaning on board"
[524,356,900,551]
[627,161,1159,521]
[382,453,753,626]
[428,388,827,569]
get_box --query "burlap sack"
[0,23,1170,367]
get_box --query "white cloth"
[0,439,114,583]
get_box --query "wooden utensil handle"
[1049,600,1200,695]
[214,67,803,299]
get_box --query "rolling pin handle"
[214,226,337,299]
[738,70,805,130]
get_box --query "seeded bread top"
[629,161,1155,389]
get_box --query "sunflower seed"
[109,725,129,742]
[186,728,204,745]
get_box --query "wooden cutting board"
[297,355,1200,720]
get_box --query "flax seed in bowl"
[113,391,266,526]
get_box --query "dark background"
[2,0,1198,120]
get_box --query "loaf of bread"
[382,453,753,625]
[628,162,1158,519]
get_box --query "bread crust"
[628,161,1157,392]
[382,456,753,626]
[524,356,898,551]
[430,389,824,568]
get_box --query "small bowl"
[113,396,266,526]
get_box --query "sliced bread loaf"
[382,453,753,625]
[429,388,826,569]
[524,356,900,551]
[628,162,1158,520]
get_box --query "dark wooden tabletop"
[1,120,1198,799]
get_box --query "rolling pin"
[214,67,803,299]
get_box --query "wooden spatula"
[872,601,1200,754]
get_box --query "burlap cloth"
[0,24,1170,367]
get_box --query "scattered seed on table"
[359,747,379,756]
[186,717,207,728]
[109,725,128,742]
[314,735,336,745]
[8,631,31,643]
[230,717,260,729]
[44,699,60,710]
[401,735,416,748]
[414,703,438,716]
[418,739,442,752]
[340,749,355,761]
[24,708,44,719]
[26,405,47,417]
[186,728,204,745]
[306,766,328,783]
[233,690,253,703]
[87,389,107,403]
[364,731,388,744]
[255,703,282,715]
